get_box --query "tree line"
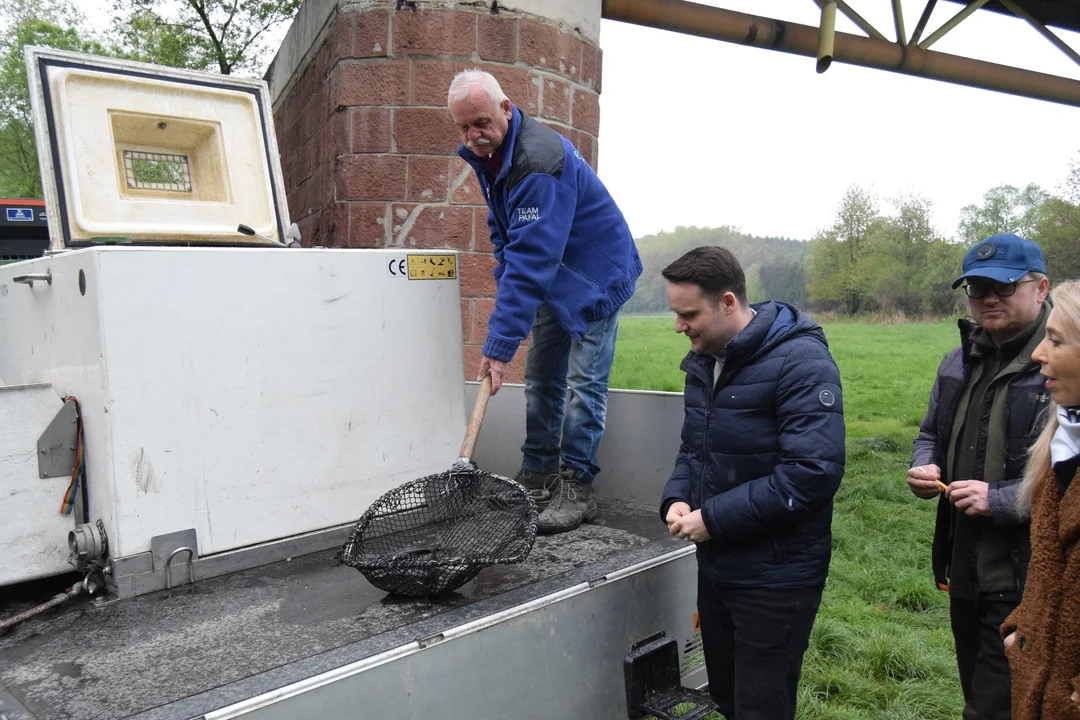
[624,165,1080,318]
[623,226,808,315]
[804,174,1080,317]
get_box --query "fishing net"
[335,467,537,596]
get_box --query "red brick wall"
[272,5,602,383]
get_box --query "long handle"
[458,375,493,463]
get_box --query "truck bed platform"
[1,498,683,720]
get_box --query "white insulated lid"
[24,46,291,250]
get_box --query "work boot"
[535,470,598,535]
[513,468,557,508]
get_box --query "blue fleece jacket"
[458,107,642,362]
[660,302,846,589]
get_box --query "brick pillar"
[268,0,603,383]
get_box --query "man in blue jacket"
[660,246,845,720]
[447,69,642,534]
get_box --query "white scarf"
[1051,406,1080,465]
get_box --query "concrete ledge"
[266,0,338,105]
[499,0,601,41]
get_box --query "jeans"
[950,595,1016,720]
[520,304,619,483]
[697,571,823,720]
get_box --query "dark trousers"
[949,595,1017,720]
[697,573,823,720]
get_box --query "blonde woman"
[1002,278,1080,719]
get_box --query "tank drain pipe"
[0,581,85,636]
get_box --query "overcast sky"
[596,0,1080,241]
[71,0,1080,243]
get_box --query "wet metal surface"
[0,498,679,720]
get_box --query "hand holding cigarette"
[907,464,945,499]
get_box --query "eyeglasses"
[962,278,1037,299]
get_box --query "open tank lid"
[24,46,292,250]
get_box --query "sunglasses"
[961,278,1037,299]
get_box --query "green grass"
[614,315,963,720]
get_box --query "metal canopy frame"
[808,0,1080,59]
[821,0,1080,68]
[876,0,1080,59]
[601,0,1080,107]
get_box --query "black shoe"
[536,470,598,535]
[513,468,558,508]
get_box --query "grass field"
[612,315,964,720]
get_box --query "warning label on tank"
[407,254,457,280]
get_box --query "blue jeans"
[520,305,619,484]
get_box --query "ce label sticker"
[386,257,407,277]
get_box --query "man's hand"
[478,355,509,395]
[665,502,691,531]
[1071,689,1079,708]
[1004,631,1017,650]
[670,509,711,543]
[907,464,944,499]
[947,480,991,517]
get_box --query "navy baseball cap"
[952,234,1046,289]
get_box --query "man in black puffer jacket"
[908,233,1051,720]
[660,246,845,720]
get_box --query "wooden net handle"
[458,375,492,462]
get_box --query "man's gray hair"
[447,69,508,110]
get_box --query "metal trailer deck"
[0,387,703,720]
[4,48,702,720]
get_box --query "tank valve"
[69,522,107,567]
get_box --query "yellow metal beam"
[818,1,837,73]
[601,0,1080,108]
[918,0,993,50]
[999,0,1080,68]
[812,0,887,41]
[893,0,908,45]
[910,0,939,45]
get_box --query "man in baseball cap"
[952,233,1048,289]
[908,233,1050,718]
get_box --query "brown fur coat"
[1002,465,1080,720]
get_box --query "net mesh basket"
[335,468,538,596]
